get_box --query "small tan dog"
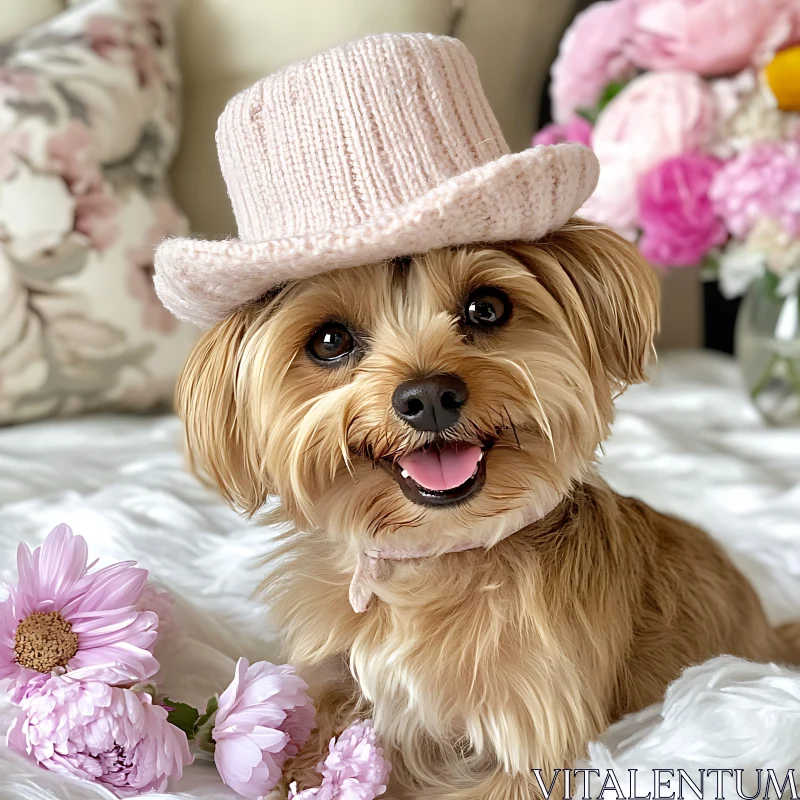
[155,34,798,800]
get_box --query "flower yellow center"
[13,611,79,673]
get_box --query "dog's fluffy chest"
[344,546,613,774]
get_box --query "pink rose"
[627,0,799,76]
[638,154,728,267]
[550,0,637,124]
[581,70,716,235]
[532,117,593,147]
[710,140,800,240]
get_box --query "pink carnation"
[638,154,728,267]
[212,658,316,800]
[7,675,192,795]
[627,0,799,75]
[581,70,716,236]
[532,117,592,148]
[709,140,800,240]
[291,720,391,800]
[550,0,637,124]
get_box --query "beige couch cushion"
[171,0,576,238]
[0,1,63,39]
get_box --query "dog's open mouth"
[386,442,490,507]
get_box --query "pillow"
[0,0,195,424]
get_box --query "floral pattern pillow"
[0,0,195,424]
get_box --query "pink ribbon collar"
[348,503,556,613]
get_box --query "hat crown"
[217,33,509,243]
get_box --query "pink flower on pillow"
[581,70,716,235]
[0,69,42,102]
[709,140,800,240]
[550,0,637,124]
[0,130,30,183]
[48,123,120,251]
[86,14,164,88]
[532,117,592,147]
[47,122,97,188]
[627,0,799,75]
[127,198,187,333]
[638,154,728,267]
[75,176,120,252]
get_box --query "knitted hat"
[155,33,600,328]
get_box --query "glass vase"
[735,273,800,426]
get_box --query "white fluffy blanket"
[1,351,799,799]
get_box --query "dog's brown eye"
[307,323,355,363]
[465,289,510,327]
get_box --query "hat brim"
[155,144,599,328]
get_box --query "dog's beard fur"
[179,218,657,555]
[176,219,790,799]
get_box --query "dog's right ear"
[176,309,270,516]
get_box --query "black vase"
[703,281,742,354]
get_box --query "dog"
[175,222,796,799]
[154,33,798,800]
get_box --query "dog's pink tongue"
[399,444,482,491]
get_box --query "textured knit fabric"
[155,33,600,328]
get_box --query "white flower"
[718,243,766,299]
[718,218,800,298]
[746,218,800,277]
[710,69,800,158]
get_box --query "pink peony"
[7,674,192,795]
[551,0,637,124]
[0,524,159,689]
[638,154,728,267]
[709,140,800,240]
[532,117,593,147]
[627,0,799,75]
[291,720,391,800]
[581,70,716,235]
[212,658,316,800]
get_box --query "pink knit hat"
[155,33,600,328]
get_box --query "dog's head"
[178,219,659,551]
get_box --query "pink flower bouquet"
[539,0,800,300]
[0,524,391,800]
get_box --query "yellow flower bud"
[765,45,800,112]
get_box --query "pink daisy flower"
[0,524,159,689]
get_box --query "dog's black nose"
[392,374,468,432]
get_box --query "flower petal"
[30,525,89,607]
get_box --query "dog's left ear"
[176,308,271,516]
[511,219,660,391]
